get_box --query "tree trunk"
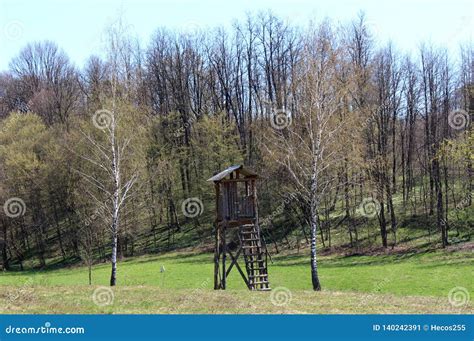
[433,159,447,247]
[110,232,118,286]
[385,179,397,247]
[1,219,9,271]
[310,213,321,291]
[88,262,92,285]
[379,200,388,248]
[310,160,321,291]
[110,114,120,286]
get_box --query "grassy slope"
[1,244,473,314]
[2,187,472,314]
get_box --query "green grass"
[1,244,472,313]
[2,247,472,296]
[2,286,471,314]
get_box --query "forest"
[0,11,472,292]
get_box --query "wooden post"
[222,222,227,289]
[214,222,219,289]
[252,180,259,223]
[253,179,263,289]
[214,183,220,290]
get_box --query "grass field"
[1,244,472,314]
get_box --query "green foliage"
[439,128,473,163]
[191,113,243,172]
[0,112,52,178]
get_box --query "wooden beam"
[227,249,250,289]
[219,178,256,183]
[214,182,221,289]
[213,222,219,290]
[221,223,227,289]
[225,247,242,277]
[215,218,255,227]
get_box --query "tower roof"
[207,164,258,182]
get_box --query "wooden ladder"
[239,223,270,291]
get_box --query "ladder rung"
[242,238,260,242]
[249,274,268,278]
[250,280,269,285]
[246,265,267,269]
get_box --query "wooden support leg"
[221,225,226,289]
[214,223,219,290]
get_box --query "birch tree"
[264,22,356,290]
[74,17,140,285]
[74,105,138,286]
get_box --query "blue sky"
[0,0,472,71]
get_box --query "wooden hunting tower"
[208,165,270,291]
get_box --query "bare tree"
[9,41,79,126]
[264,22,356,290]
[74,104,138,285]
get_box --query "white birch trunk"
[310,155,321,291]
[110,114,120,286]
